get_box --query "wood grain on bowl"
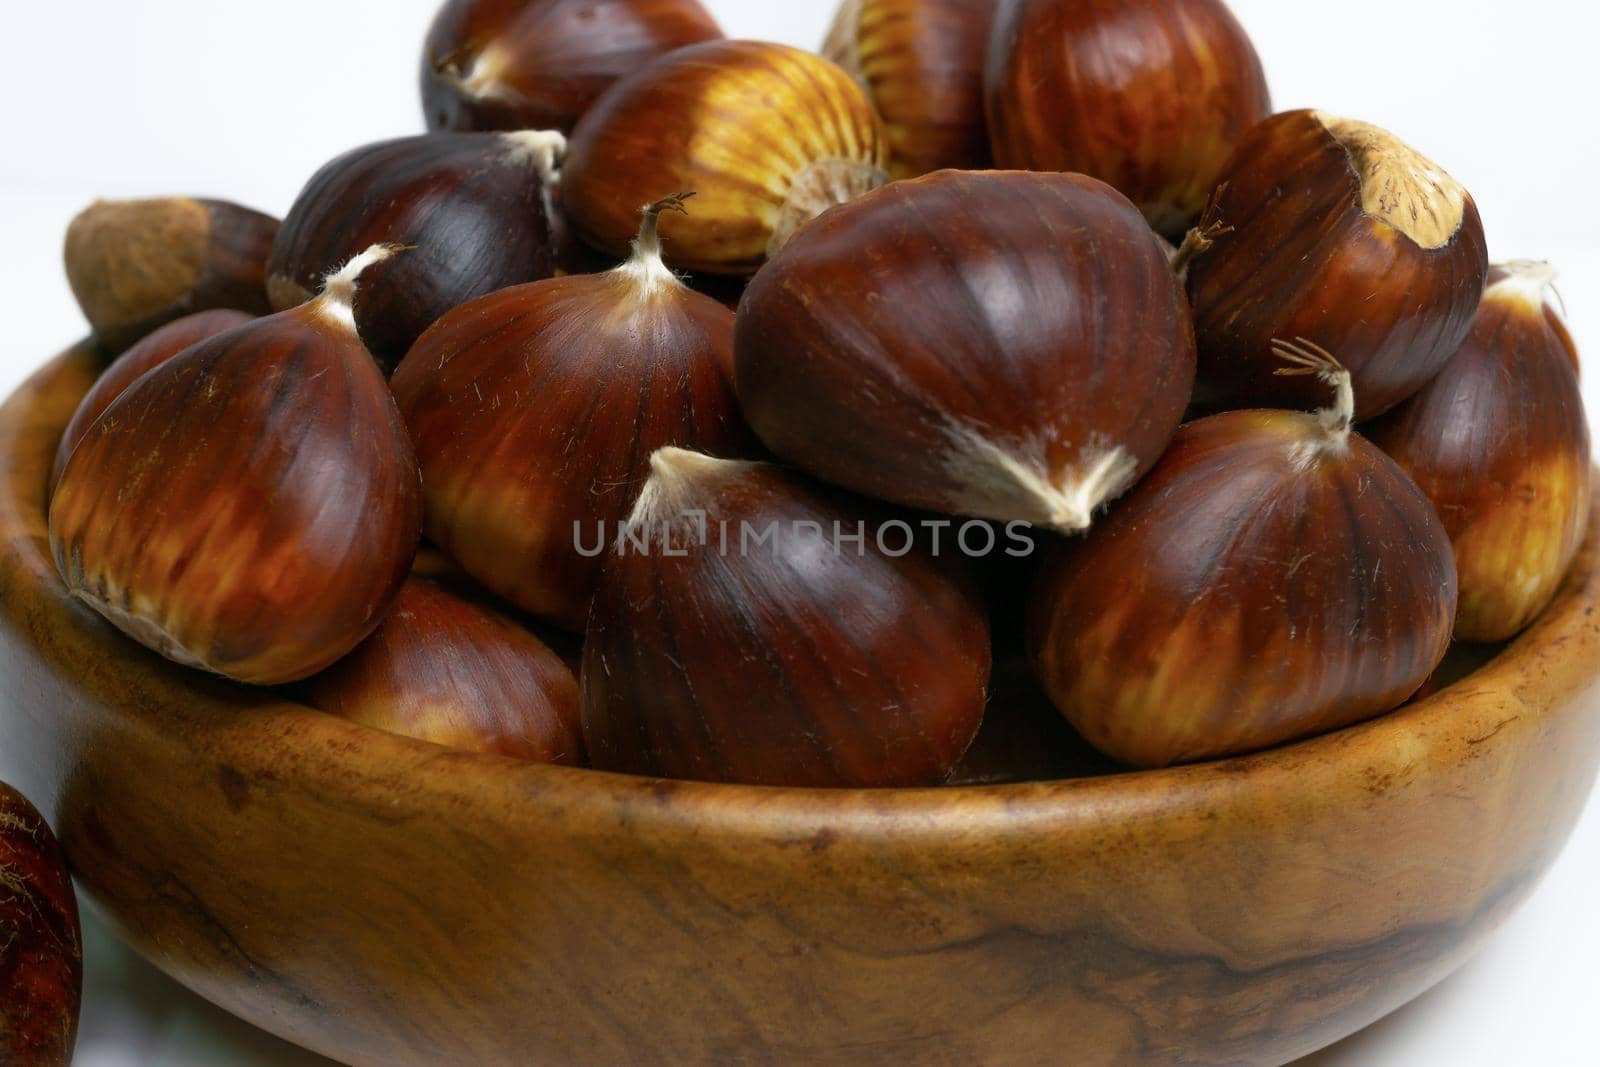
[3,346,1600,1067]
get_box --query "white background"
[2,1,1597,1064]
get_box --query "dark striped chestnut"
[823,0,996,179]
[422,0,722,134]
[1185,110,1489,420]
[0,780,81,1067]
[985,0,1270,239]
[50,309,254,493]
[562,40,889,275]
[63,197,277,354]
[305,574,583,764]
[50,247,422,686]
[581,448,991,787]
[735,169,1195,533]
[267,130,564,372]
[1370,262,1591,643]
[391,195,752,631]
[1029,342,1457,768]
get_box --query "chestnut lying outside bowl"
[3,344,1600,1067]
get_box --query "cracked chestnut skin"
[1185,110,1489,420]
[735,169,1195,533]
[823,0,997,179]
[0,781,81,1067]
[581,450,991,787]
[562,40,889,275]
[1029,402,1457,769]
[1370,265,1591,643]
[421,0,722,135]
[985,0,1270,239]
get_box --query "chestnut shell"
[267,133,557,371]
[0,781,82,1067]
[985,0,1270,238]
[392,265,751,631]
[823,0,996,179]
[1369,267,1592,642]
[735,169,1195,530]
[49,296,423,685]
[1030,410,1458,768]
[581,453,991,787]
[1185,110,1489,420]
[562,40,890,275]
[422,0,723,134]
[305,574,583,764]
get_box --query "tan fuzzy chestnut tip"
[64,197,212,335]
[1314,112,1468,249]
[769,158,889,256]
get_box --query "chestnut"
[823,0,996,178]
[50,309,254,493]
[1185,110,1489,419]
[562,40,889,275]
[267,130,564,371]
[50,246,423,686]
[735,169,1195,532]
[1030,342,1457,768]
[0,781,82,1067]
[305,575,583,764]
[581,448,991,787]
[422,0,722,134]
[1369,262,1591,643]
[985,0,1270,239]
[392,194,753,631]
[63,196,277,354]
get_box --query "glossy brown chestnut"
[267,130,563,371]
[735,169,1195,532]
[1369,263,1591,642]
[562,40,889,275]
[1186,110,1489,419]
[50,309,253,492]
[985,0,1270,238]
[50,247,423,686]
[392,195,752,631]
[63,197,277,354]
[823,0,996,179]
[305,575,582,764]
[0,781,81,1067]
[422,0,722,134]
[580,448,991,786]
[1030,342,1457,768]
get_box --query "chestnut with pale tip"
[562,40,890,275]
[50,309,254,493]
[422,0,722,134]
[823,0,996,179]
[581,447,991,787]
[305,575,583,764]
[985,0,1270,239]
[392,194,752,631]
[1185,109,1489,419]
[735,169,1195,532]
[1370,262,1591,643]
[49,245,423,687]
[267,130,565,371]
[63,197,277,354]
[1029,341,1457,769]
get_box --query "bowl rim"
[6,342,1599,840]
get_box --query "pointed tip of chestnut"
[310,242,409,329]
[1487,259,1561,311]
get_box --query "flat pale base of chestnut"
[4,345,1600,1067]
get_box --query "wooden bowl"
[4,344,1600,1067]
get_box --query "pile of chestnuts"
[47,0,1590,785]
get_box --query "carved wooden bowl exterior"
[3,345,1599,1067]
